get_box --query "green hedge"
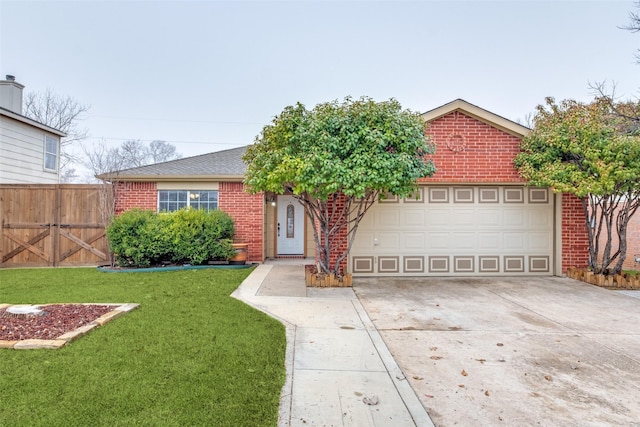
[107,208,236,267]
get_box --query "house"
[0,76,66,183]
[109,99,590,276]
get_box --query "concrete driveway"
[354,276,640,426]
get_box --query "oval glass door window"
[286,204,295,238]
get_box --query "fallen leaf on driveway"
[461,369,468,376]
[430,356,443,360]
[485,390,490,396]
[475,358,486,364]
[413,375,424,380]
[497,343,504,346]
[363,395,379,406]
[544,375,553,381]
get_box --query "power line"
[89,114,266,126]
[87,136,252,146]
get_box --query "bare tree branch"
[22,89,90,179]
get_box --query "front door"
[277,195,304,255]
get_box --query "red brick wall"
[114,182,157,214]
[562,194,589,272]
[421,111,525,183]
[316,193,349,274]
[218,182,264,262]
[597,205,640,271]
[113,180,265,263]
[624,213,640,270]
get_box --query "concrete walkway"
[232,260,434,427]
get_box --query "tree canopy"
[244,96,436,274]
[515,96,640,274]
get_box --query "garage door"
[350,186,554,276]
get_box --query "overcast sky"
[2,0,639,177]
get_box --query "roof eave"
[421,99,530,138]
[0,107,67,137]
[97,174,245,182]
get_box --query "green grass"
[0,267,286,427]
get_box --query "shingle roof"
[109,145,248,180]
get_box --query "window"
[158,190,218,212]
[44,135,59,171]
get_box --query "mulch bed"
[0,304,113,341]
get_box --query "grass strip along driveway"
[0,267,286,426]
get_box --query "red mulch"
[0,304,113,341]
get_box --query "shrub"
[106,209,171,267]
[106,208,236,267]
[168,209,236,265]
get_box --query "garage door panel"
[403,256,424,273]
[429,256,450,273]
[403,232,426,250]
[504,256,525,273]
[453,256,474,273]
[478,209,501,226]
[378,210,401,227]
[351,231,375,251]
[504,187,524,203]
[452,209,476,226]
[451,232,476,249]
[351,186,554,276]
[428,232,450,249]
[503,232,525,250]
[529,232,552,250]
[403,210,426,226]
[503,209,526,227]
[530,256,550,272]
[379,232,400,249]
[359,212,376,227]
[528,208,553,227]
[529,188,549,203]
[427,209,451,226]
[478,232,500,250]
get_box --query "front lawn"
[0,267,286,426]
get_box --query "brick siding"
[315,193,350,275]
[219,182,264,262]
[420,111,526,183]
[597,205,640,271]
[114,182,157,214]
[561,194,589,271]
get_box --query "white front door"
[277,195,304,255]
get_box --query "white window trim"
[157,189,219,212]
[43,135,59,172]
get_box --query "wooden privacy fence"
[0,184,111,268]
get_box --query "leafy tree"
[243,97,436,275]
[23,89,90,180]
[515,97,640,274]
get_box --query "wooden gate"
[0,184,110,268]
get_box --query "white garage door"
[350,186,554,276]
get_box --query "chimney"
[0,75,25,114]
